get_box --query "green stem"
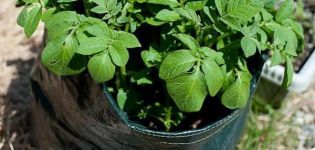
[39,0,45,8]
[195,25,203,44]
[115,70,121,90]
[196,60,201,72]
[82,0,90,16]
[125,21,130,32]
[209,31,234,48]
[179,0,185,6]
[165,107,172,132]
[120,66,127,86]
[118,23,131,88]
[218,39,242,51]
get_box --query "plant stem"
[118,23,131,88]
[165,107,172,132]
[39,0,45,8]
[209,31,234,48]
[82,0,90,16]
[195,25,203,44]
[115,70,121,90]
[218,39,242,51]
[120,66,127,86]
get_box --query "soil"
[0,1,44,149]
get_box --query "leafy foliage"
[17,0,304,130]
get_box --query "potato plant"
[17,0,303,131]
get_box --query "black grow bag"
[30,55,265,150]
[101,71,261,150]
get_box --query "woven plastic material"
[101,71,260,150]
[30,56,265,150]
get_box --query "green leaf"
[90,0,120,15]
[77,37,109,55]
[257,28,267,43]
[57,0,78,3]
[263,0,276,9]
[108,43,129,66]
[23,0,38,3]
[146,17,165,26]
[282,56,293,88]
[130,70,153,85]
[85,22,112,37]
[167,72,207,112]
[266,23,298,56]
[241,24,259,37]
[215,0,228,16]
[147,0,180,7]
[156,9,180,22]
[117,88,143,113]
[225,0,264,22]
[274,26,298,56]
[270,50,283,66]
[90,0,105,6]
[241,36,257,57]
[173,34,199,51]
[88,52,115,82]
[185,1,205,11]
[45,11,79,41]
[275,0,294,23]
[110,3,122,15]
[199,47,225,65]
[117,88,128,110]
[41,36,86,75]
[173,8,200,24]
[107,0,117,10]
[116,31,141,48]
[42,0,50,6]
[261,9,273,21]
[220,15,241,31]
[141,46,162,68]
[134,78,152,85]
[290,21,304,40]
[24,3,42,38]
[199,47,217,57]
[221,70,252,109]
[17,6,28,27]
[222,70,235,91]
[159,50,196,79]
[202,6,216,23]
[91,6,107,14]
[202,58,224,96]
[41,8,56,22]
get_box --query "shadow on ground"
[1,41,42,149]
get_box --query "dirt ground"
[0,1,314,150]
[290,83,315,149]
[0,1,43,149]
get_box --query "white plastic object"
[261,50,315,93]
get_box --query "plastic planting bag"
[30,56,265,150]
